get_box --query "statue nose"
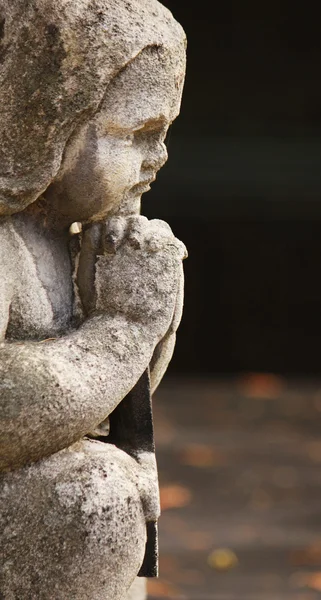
[142,142,168,171]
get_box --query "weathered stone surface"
[0,217,186,472]
[0,0,186,597]
[0,440,147,600]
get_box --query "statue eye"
[124,133,134,146]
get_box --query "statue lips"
[131,176,156,195]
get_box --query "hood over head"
[0,0,186,215]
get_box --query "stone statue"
[0,1,186,599]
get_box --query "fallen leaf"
[179,443,226,468]
[207,548,239,571]
[237,373,285,399]
[148,579,185,598]
[160,484,192,511]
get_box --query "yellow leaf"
[208,548,239,571]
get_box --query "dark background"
[143,1,321,376]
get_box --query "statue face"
[44,49,184,223]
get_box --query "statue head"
[43,43,185,223]
[0,0,186,219]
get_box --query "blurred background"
[142,2,321,599]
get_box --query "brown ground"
[147,376,321,600]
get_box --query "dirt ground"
[147,376,321,600]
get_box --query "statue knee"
[0,441,147,599]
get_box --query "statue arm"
[0,216,186,472]
[0,313,157,472]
